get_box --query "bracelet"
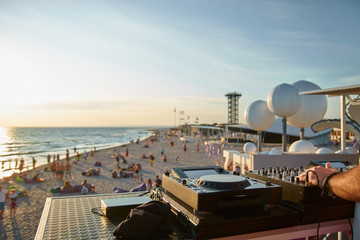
[321,172,339,198]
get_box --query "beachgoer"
[86,168,95,176]
[183,144,187,154]
[57,153,60,161]
[81,182,89,195]
[134,169,140,182]
[1,161,4,169]
[90,149,93,157]
[74,146,76,153]
[50,161,57,179]
[115,152,120,164]
[0,185,7,219]
[162,155,167,162]
[15,158,18,169]
[175,155,179,164]
[125,148,129,157]
[149,154,155,167]
[66,149,70,162]
[155,178,162,188]
[32,157,37,169]
[120,154,127,163]
[47,154,51,164]
[65,162,72,179]
[146,178,152,191]
[55,163,62,180]
[19,159,24,173]
[84,150,88,161]
[196,142,200,153]
[61,181,74,193]
[60,162,66,180]
[116,168,122,178]
[112,169,118,178]
[81,179,95,193]
[235,166,241,175]
[8,189,19,217]
[161,148,164,156]
[76,152,80,161]
[32,173,44,182]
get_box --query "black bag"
[113,201,172,240]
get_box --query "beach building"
[225,117,332,146]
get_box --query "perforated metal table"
[35,193,146,240]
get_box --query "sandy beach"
[0,133,247,240]
[0,130,349,240]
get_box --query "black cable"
[307,170,322,240]
[306,170,320,187]
[91,207,105,216]
[348,218,353,240]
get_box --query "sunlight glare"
[0,127,10,144]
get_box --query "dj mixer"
[246,166,355,224]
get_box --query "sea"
[0,127,154,179]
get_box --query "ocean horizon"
[0,126,156,179]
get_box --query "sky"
[0,0,359,127]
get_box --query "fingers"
[298,171,306,182]
[325,162,333,169]
[298,167,322,184]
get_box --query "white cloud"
[339,75,360,83]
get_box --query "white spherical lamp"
[345,147,358,154]
[243,142,257,154]
[269,148,282,155]
[316,148,334,154]
[267,83,302,117]
[245,100,275,131]
[289,140,316,153]
[288,80,327,128]
[267,83,302,152]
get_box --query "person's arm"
[299,163,360,202]
[327,166,360,202]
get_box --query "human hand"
[298,162,338,188]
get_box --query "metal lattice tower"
[225,92,242,124]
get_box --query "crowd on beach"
[0,134,195,221]
[0,131,227,240]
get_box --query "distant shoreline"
[0,127,157,180]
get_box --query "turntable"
[162,166,282,211]
[195,174,251,189]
